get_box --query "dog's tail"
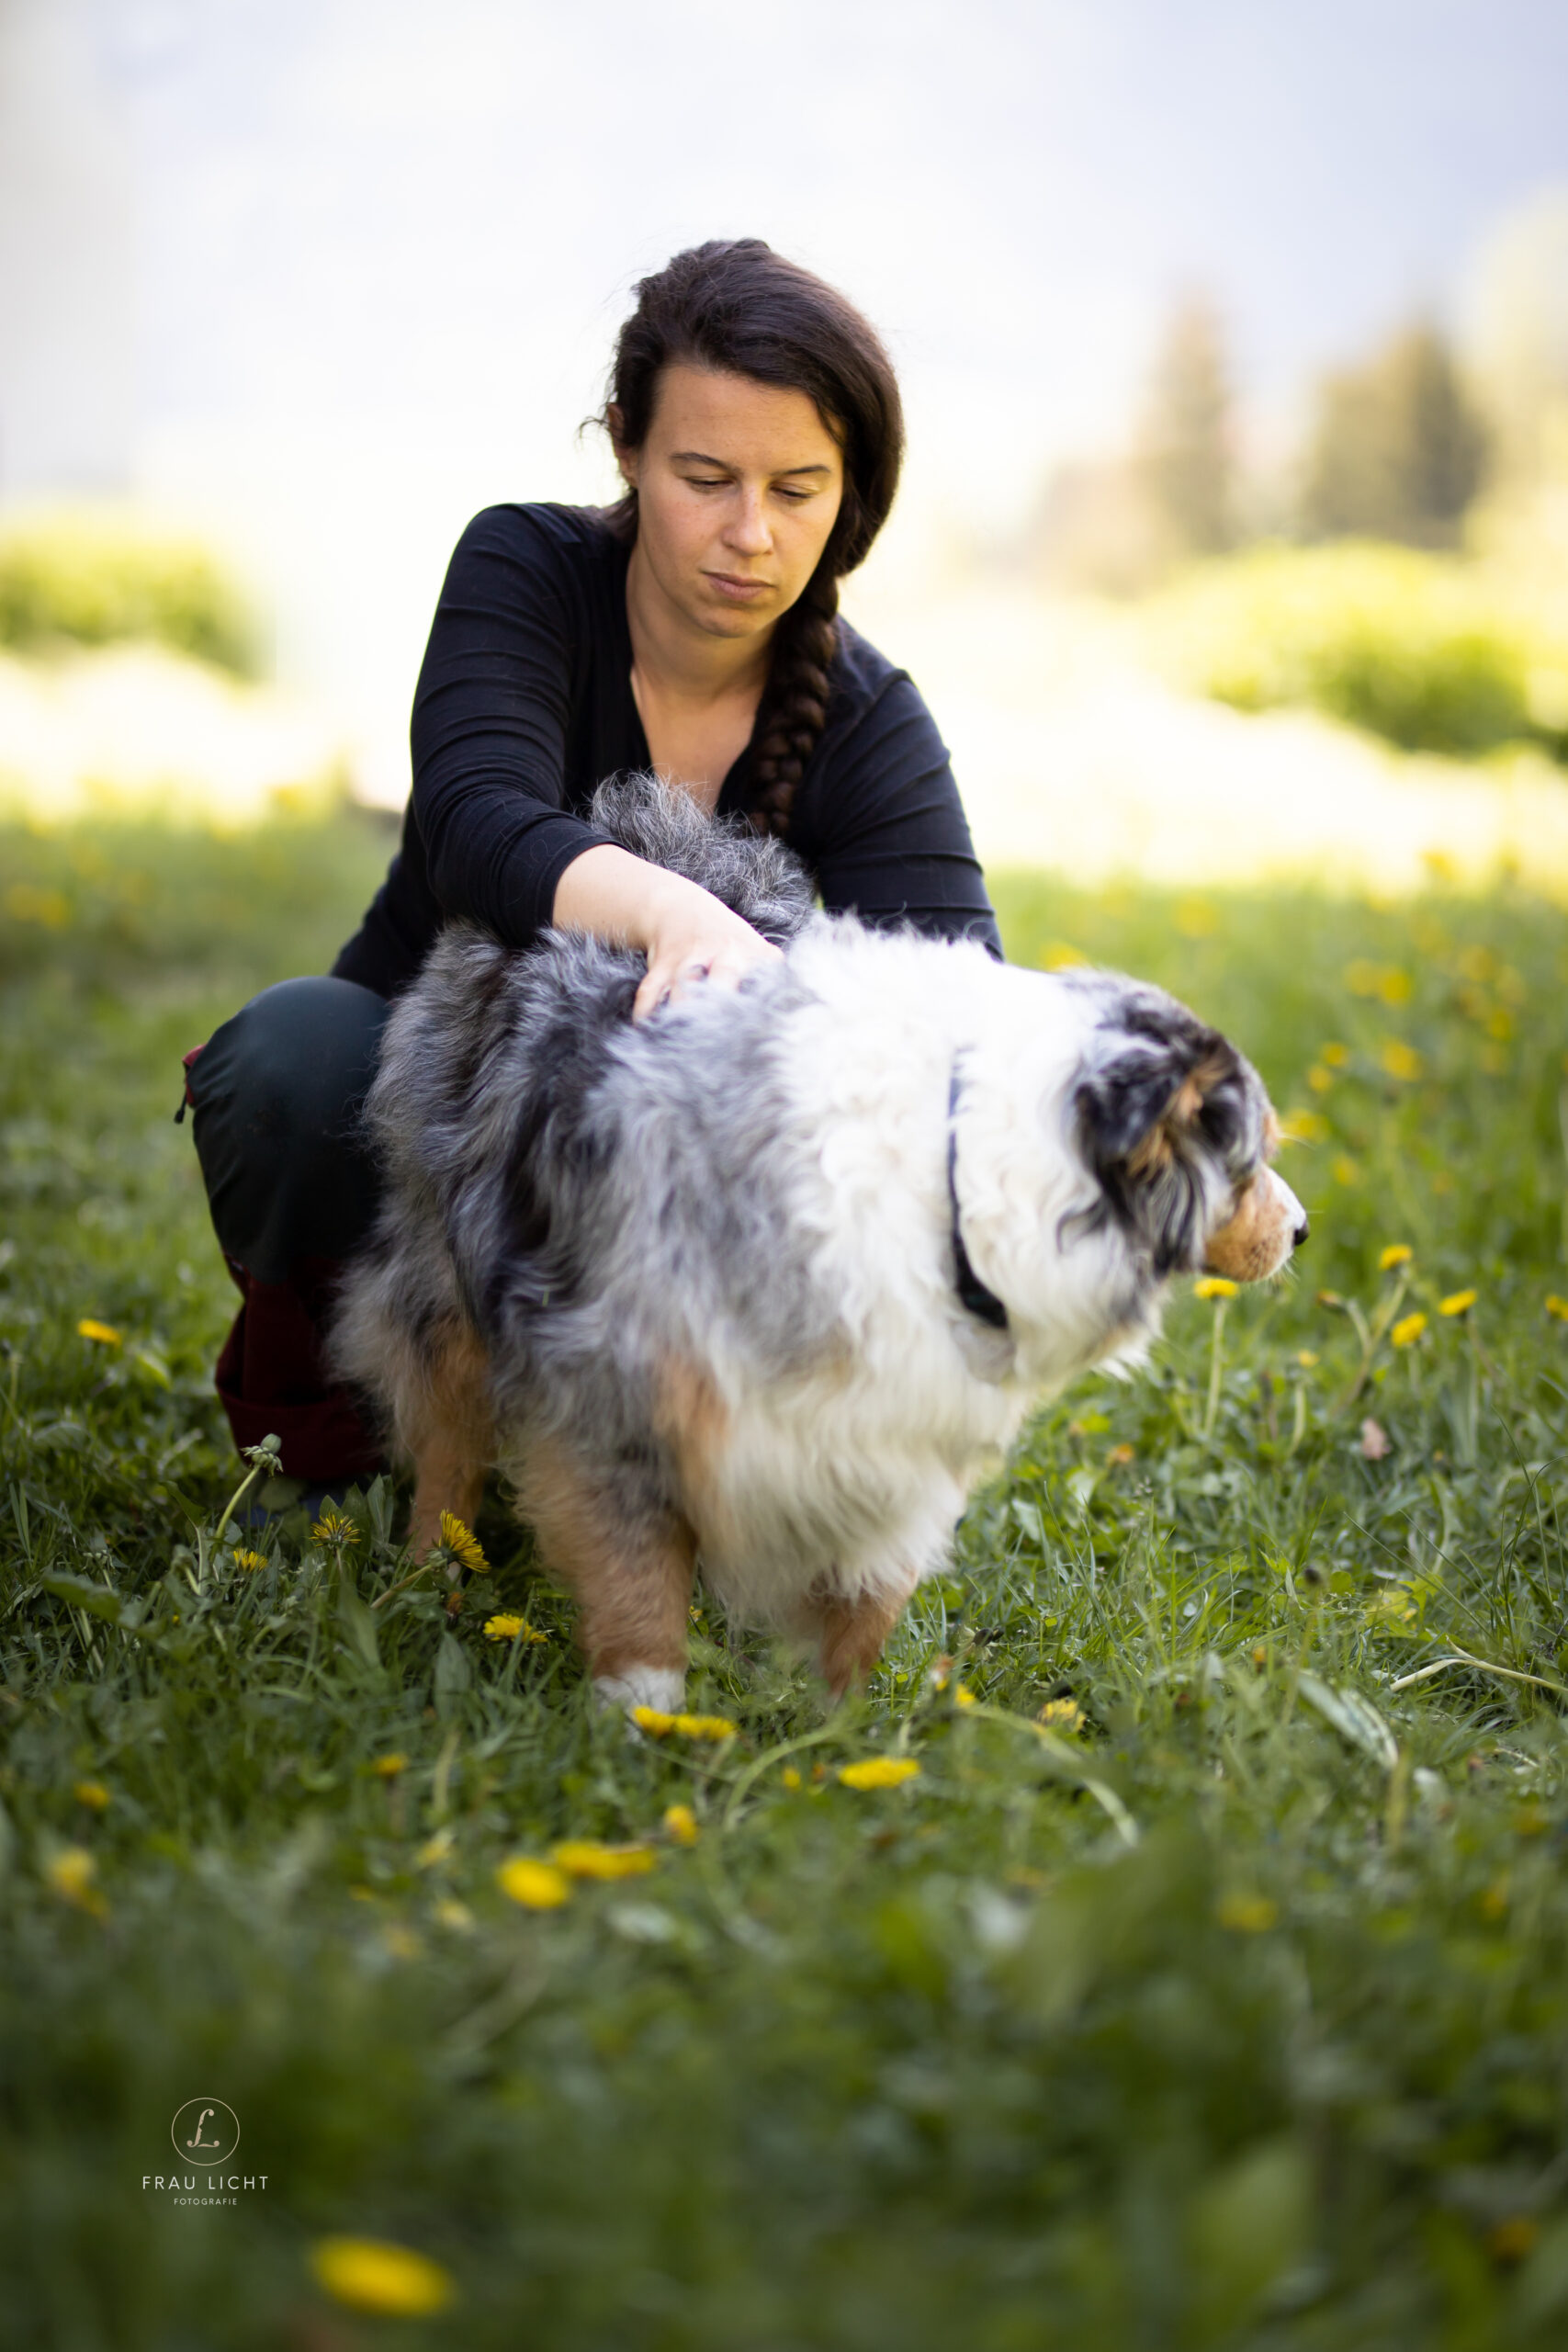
[588,773,814,946]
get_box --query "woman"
[185,238,1001,1493]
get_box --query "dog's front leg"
[810,1570,922,1700]
[404,1320,495,1559]
[520,1436,695,1713]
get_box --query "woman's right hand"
[553,842,784,1024]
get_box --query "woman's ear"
[607,406,637,491]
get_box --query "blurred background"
[2,0,1566,888]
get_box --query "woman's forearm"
[552,842,702,949]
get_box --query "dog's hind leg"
[403,1320,496,1558]
[519,1435,695,1713]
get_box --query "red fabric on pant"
[214,1252,386,1484]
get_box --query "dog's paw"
[592,1665,687,1716]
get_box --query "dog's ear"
[1074,1028,1256,1274]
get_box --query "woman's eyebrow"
[671,450,833,475]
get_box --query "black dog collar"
[947,1064,1010,1332]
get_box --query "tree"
[1137,300,1235,560]
[1300,322,1488,546]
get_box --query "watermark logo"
[171,2098,241,2165]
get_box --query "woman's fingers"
[631,933,783,1024]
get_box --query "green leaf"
[1189,2137,1312,2336]
[334,1570,381,1672]
[433,1631,472,1717]
[1297,1672,1398,1769]
[39,1573,122,1623]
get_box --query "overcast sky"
[3,0,1565,781]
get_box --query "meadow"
[3,808,1568,2350]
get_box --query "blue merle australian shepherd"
[331,778,1306,1712]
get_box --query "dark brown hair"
[602,239,905,837]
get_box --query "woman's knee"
[188,977,390,1280]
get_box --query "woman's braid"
[748,569,839,840]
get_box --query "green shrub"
[1148,540,1568,762]
[0,511,257,675]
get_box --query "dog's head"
[1068,977,1305,1284]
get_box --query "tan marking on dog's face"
[1205,1164,1306,1282]
[1128,1048,1238,1179]
[405,1318,495,1556]
[519,1434,694,1681]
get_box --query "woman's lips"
[704,572,773,601]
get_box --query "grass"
[3,813,1568,2349]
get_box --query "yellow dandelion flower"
[1332,1154,1360,1187]
[1379,1243,1413,1271]
[483,1612,547,1643]
[45,1845,107,1917]
[1488,2217,1540,2266]
[1193,1276,1238,1301]
[308,2237,456,2317]
[838,1758,921,1790]
[370,1753,407,1778]
[781,1766,803,1791]
[1038,941,1088,970]
[1038,1698,1087,1733]
[1391,1312,1427,1348]
[1106,1442,1135,1467]
[953,1684,977,1708]
[434,1897,474,1932]
[232,1548,267,1573]
[437,1511,487,1575]
[1379,1039,1423,1082]
[75,1319,122,1346]
[1295,1351,1318,1369]
[549,1840,657,1880]
[1320,1042,1350,1069]
[1439,1290,1477,1317]
[1280,1109,1329,1144]
[630,1706,738,1741]
[415,1829,454,1869]
[1306,1065,1333,1094]
[72,1780,110,1810]
[663,1803,699,1846]
[1217,1893,1278,1933]
[496,1856,572,1908]
[310,1505,359,1548]
[1545,1295,1568,1322]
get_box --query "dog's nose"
[1292,1216,1310,1250]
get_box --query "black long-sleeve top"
[332,502,1001,998]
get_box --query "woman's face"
[616,363,845,643]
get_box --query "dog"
[330,777,1306,1711]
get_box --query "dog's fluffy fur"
[331,777,1305,1710]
